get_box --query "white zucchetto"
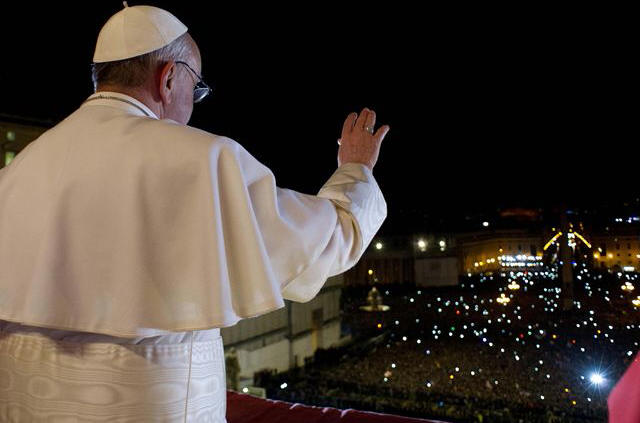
[93,3,188,63]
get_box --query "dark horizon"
[1,4,636,235]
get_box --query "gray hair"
[91,33,193,91]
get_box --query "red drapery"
[608,351,640,423]
[227,391,446,423]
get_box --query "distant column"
[560,209,574,310]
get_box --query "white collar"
[83,91,159,120]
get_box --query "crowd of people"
[259,266,639,422]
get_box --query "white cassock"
[0,92,386,422]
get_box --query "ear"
[158,61,177,106]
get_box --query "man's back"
[0,92,387,338]
[0,93,271,337]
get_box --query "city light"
[375,242,383,250]
[496,293,510,305]
[573,232,592,248]
[543,232,563,251]
[483,221,489,227]
[498,255,543,268]
[508,281,521,290]
[589,373,604,386]
[417,239,427,251]
[621,282,635,291]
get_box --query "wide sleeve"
[281,162,387,302]
[220,138,387,304]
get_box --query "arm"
[280,162,386,302]
[221,140,386,304]
[230,109,389,302]
[212,108,389,305]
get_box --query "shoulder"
[124,117,257,163]
[157,121,273,183]
[141,119,270,173]
[141,118,235,150]
[163,120,260,163]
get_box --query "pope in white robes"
[0,4,389,422]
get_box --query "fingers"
[341,112,358,138]
[355,108,370,130]
[364,109,376,133]
[354,108,376,134]
[341,107,388,143]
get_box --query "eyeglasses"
[175,60,212,103]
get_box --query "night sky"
[1,4,635,234]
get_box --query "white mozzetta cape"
[0,93,386,337]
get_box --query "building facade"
[458,229,544,275]
[342,234,457,286]
[592,227,640,272]
[221,274,347,389]
[0,115,50,168]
